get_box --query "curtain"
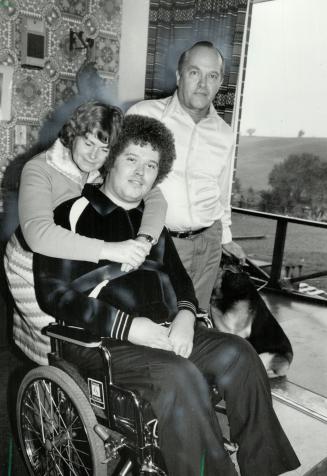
[145,0,251,126]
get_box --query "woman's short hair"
[106,114,176,186]
[59,101,123,150]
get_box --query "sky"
[240,0,327,138]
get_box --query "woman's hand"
[121,235,152,272]
[99,239,150,269]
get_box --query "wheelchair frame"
[17,323,167,476]
[16,318,237,476]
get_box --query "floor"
[263,292,327,396]
[272,401,327,476]
[0,292,326,476]
[0,347,29,476]
[263,292,327,476]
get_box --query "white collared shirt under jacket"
[127,92,234,244]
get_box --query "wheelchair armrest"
[196,309,214,328]
[43,323,102,348]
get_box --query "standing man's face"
[176,46,223,118]
[104,143,160,208]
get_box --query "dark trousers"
[64,326,300,476]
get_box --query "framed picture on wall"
[0,65,14,121]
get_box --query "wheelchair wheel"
[17,365,107,476]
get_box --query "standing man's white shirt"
[127,91,234,244]
[126,42,245,310]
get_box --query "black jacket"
[33,184,198,340]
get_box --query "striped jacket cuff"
[177,300,197,317]
[110,310,133,341]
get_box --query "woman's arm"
[139,186,167,242]
[19,158,149,266]
[18,159,104,262]
[119,186,167,272]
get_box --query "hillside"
[236,136,327,190]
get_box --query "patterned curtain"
[145,0,251,126]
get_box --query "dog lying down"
[210,267,293,378]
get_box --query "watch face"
[138,234,154,244]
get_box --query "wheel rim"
[20,378,95,475]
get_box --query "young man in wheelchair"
[33,115,299,476]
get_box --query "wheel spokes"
[20,378,94,475]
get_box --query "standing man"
[127,41,245,310]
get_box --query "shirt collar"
[46,138,102,186]
[162,91,218,123]
[82,184,144,216]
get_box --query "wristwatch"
[137,233,156,245]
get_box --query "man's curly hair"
[59,101,123,151]
[105,114,176,186]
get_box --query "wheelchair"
[16,316,237,476]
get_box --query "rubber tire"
[16,365,107,476]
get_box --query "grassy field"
[233,136,327,291]
[236,136,327,189]
[231,213,327,291]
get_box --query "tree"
[231,177,244,207]
[243,187,261,209]
[297,129,305,137]
[246,128,256,137]
[232,177,242,194]
[259,153,327,220]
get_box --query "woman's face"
[72,130,110,175]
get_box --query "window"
[235,0,327,222]
[233,0,327,296]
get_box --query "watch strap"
[137,233,156,245]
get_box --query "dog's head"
[210,264,255,339]
[221,270,257,303]
[211,255,258,312]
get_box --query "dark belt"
[169,227,208,239]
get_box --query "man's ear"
[176,70,180,87]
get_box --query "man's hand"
[222,241,246,265]
[128,317,173,351]
[100,240,149,270]
[168,310,195,358]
